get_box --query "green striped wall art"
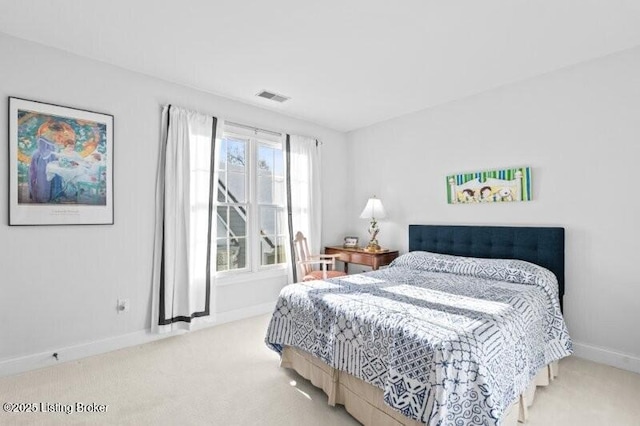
[446,167,532,204]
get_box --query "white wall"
[347,47,640,371]
[3,31,639,376]
[0,33,349,371]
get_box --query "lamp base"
[363,242,381,252]
[365,218,381,252]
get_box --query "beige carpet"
[1,314,639,425]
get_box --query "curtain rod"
[223,120,323,145]
[165,105,292,140]
[225,121,282,137]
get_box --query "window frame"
[215,124,288,283]
[256,139,287,269]
[215,132,250,275]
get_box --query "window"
[215,125,287,274]
[216,136,248,271]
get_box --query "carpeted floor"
[1,314,639,425]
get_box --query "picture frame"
[8,97,114,225]
[343,236,359,248]
[446,167,531,204]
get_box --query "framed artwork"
[8,97,114,225]
[343,236,359,248]
[446,167,532,204]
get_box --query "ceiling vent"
[256,90,290,103]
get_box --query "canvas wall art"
[9,97,114,225]
[446,167,531,204]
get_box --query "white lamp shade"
[359,197,386,219]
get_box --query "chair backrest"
[293,231,313,276]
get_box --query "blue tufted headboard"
[408,225,565,310]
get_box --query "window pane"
[229,238,247,270]
[217,173,227,202]
[274,151,284,178]
[276,236,287,264]
[260,235,276,266]
[216,238,229,271]
[258,145,274,176]
[260,235,286,266]
[226,138,246,169]
[218,139,227,171]
[258,176,273,204]
[216,206,228,238]
[275,207,285,235]
[260,207,276,236]
[273,177,285,206]
[227,171,245,203]
[228,206,247,237]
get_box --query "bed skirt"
[281,346,558,425]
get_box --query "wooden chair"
[293,231,347,282]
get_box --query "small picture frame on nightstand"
[343,236,359,248]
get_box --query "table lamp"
[359,196,386,252]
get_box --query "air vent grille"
[256,90,290,103]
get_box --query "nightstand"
[324,246,399,273]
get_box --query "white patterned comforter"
[265,252,572,425]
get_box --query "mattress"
[281,346,558,426]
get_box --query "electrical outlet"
[117,298,130,314]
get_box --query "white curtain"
[151,105,222,333]
[286,135,322,283]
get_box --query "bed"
[265,225,572,425]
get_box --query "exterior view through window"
[216,127,287,273]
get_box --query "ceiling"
[2,0,640,132]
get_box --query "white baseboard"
[0,301,276,378]
[7,304,636,380]
[572,341,640,374]
[0,329,173,379]
[214,301,275,325]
